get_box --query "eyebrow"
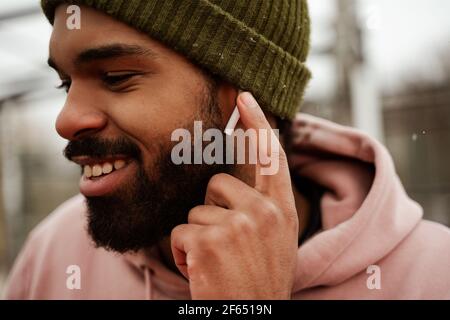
[47,43,157,71]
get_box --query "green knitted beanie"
[41,0,311,119]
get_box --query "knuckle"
[229,213,254,235]
[207,173,228,193]
[187,206,202,223]
[198,228,223,254]
[170,224,184,239]
[257,200,281,225]
[196,235,210,249]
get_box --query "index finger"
[235,92,292,197]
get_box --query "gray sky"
[306,0,450,98]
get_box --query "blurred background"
[1,0,449,293]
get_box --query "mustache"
[64,137,141,161]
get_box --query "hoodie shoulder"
[407,220,450,261]
[30,194,87,240]
[5,195,147,300]
[384,219,450,299]
[404,220,450,264]
[3,195,90,299]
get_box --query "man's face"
[49,5,233,252]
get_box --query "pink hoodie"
[3,114,450,300]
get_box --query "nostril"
[74,127,102,139]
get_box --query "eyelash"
[101,72,138,87]
[56,80,71,93]
[56,72,141,92]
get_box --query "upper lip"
[70,155,130,167]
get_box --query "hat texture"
[41,0,311,119]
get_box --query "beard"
[64,83,232,253]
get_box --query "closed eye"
[102,71,143,87]
[55,71,146,93]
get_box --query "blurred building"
[303,0,450,226]
[0,3,80,291]
[383,75,450,226]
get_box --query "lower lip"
[79,161,137,197]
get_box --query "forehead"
[49,4,174,64]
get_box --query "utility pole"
[0,96,28,272]
[334,0,384,141]
[334,0,360,126]
[0,101,6,275]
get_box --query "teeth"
[84,166,93,178]
[92,165,103,177]
[83,160,127,179]
[114,160,126,170]
[102,162,113,174]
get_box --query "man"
[4,0,450,299]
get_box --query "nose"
[55,88,107,140]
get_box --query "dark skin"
[50,5,310,299]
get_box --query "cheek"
[104,90,197,150]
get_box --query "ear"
[216,82,279,132]
[216,81,239,127]
[264,111,277,130]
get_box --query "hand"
[171,92,299,299]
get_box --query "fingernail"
[240,92,257,108]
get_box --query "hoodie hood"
[122,112,423,296]
[288,114,422,292]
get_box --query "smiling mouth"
[71,155,131,178]
[83,159,127,179]
[71,155,138,197]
